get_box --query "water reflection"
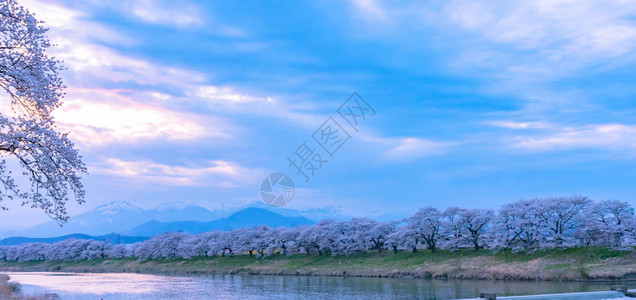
[6,272,627,300]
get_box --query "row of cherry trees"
[1,197,635,262]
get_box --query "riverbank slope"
[0,247,634,281]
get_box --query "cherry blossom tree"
[14,242,45,261]
[493,199,545,252]
[440,206,464,251]
[366,221,396,253]
[407,207,442,253]
[538,196,591,247]
[386,223,418,253]
[3,245,17,261]
[133,232,187,260]
[441,207,493,251]
[580,200,635,248]
[300,219,338,256]
[45,239,92,261]
[0,197,633,261]
[79,240,111,260]
[0,0,86,223]
[105,244,129,258]
[294,225,314,255]
[252,226,272,257]
[461,208,494,251]
[234,227,259,256]
[177,234,206,259]
[219,231,237,257]
[266,227,299,256]
[334,218,369,255]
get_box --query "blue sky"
[3,0,636,227]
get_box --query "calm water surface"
[6,272,631,299]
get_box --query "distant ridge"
[0,208,317,245]
[0,233,149,246]
[11,201,226,238]
[123,207,316,236]
[1,200,400,240]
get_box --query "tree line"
[1,196,635,262]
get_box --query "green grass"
[0,247,634,281]
[545,263,570,270]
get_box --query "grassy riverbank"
[0,247,635,281]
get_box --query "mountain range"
[0,200,349,239]
[123,207,315,236]
[0,233,149,246]
[0,207,317,245]
[11,201,224,238]
[0,200,407,242]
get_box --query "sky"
[3,0,636,227]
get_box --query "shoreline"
[1,247,635,281]
[1,269,635,283]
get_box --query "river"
[5,272,632,299]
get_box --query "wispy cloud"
[445,1,636,58]
[484,120,552,130]
[94,158,264,187]
[359,133,455,160]
[53,89,236,147]
[22,0,352,146]
[347,0,636,109]
[61,43,207,87]
[22,0,206,87]
[438,0,636,84]
[195,86,271,103]
[123,0,204,27]
[22,0,134,45]
[385,137,453,159]
[350,0,387,22]
[508,123,636,152]
[17,0,261,149]
[483,119,636,154]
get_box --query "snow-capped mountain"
[14,201,223,238]
[240,201,406,221]
[234,201,352,220]
[7,200,399,238]
[123,207,316,236]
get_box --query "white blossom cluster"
[0,0,86,222]
[0,197,635,262]
[0,239,127,262]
